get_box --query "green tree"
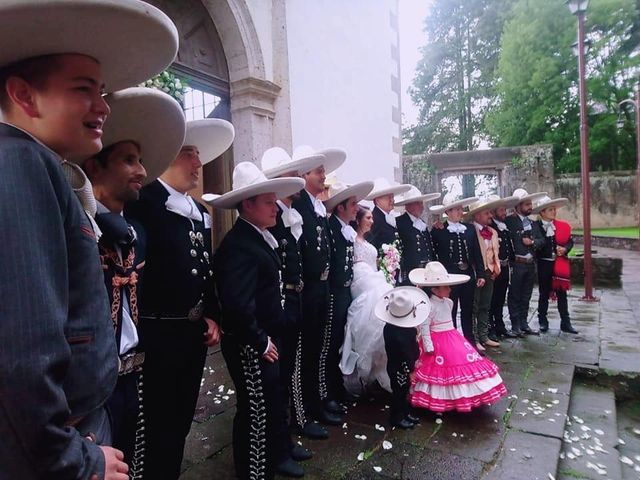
[486,0,639,173]
[403,0,514,155]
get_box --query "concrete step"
[558,381,622,480]
[616,398,640,480]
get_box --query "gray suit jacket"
[0,124,118,479]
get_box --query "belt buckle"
[457,261,469,271]
[320,268,329,281]
[296,281,304,293]
[188,300,204,322]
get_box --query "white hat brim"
[395,192,441,206]
[408,268,470,287]
[429,196,479,215]
[465,195,520,218]
[0,0,178,93]
[324,181,374,211]
[263,154,325,179]
[373,287,431,328]
[316,148,346,174]
[185,119,235,165]
[514,191,548,204]
[85,87,186,185]
[204,177,305,209]
[532,198,568,214]
[366,183,412,201]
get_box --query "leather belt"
[284,282,304,293]
[513,256,534,265]
[118,351,145,376]
[499,258,509,266]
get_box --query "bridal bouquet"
[379,241,401,285]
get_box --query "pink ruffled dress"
[410,295,507,412]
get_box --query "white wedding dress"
[340,237,395,394]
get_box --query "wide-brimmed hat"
[395,186,441,206]
[374,287,431,328]
[80,87,185,184]
[512,188,548,205]
[409,262,470,287]
[465,195,520,218]
[365,178,412,200]
[532,195,569,214]
[203,161,304,210]
[429,193,479,215]
[0,0,179,93]
[323,181,374,212]
[292,145,346,175]
[261,147,325,179]
[184,119,235,165]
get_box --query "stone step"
[615,398,640,480]
[557,382,622,480]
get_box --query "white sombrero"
[261,147,325,179]
[409,262,470,287]
[532,195,569,214]
[0,0,179,93]
[374,287,431,328]
[365,178,412,200]
[512,188,548,205]
[293,145,346,175]
[323,180,374,212]
[429,193,479,215]
[395,186,441,206]
[184,119,235,166]
[465,194,520,218]
[203,161,304,210]
[81,87,185,184]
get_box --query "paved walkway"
[179,246,640,480]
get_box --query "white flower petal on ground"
[594,429,604,436]
[552,400,560,405]
[548,473,556,480]
[618,438,626,445]
[222,395,229,400]
[452,432,458,437]
[573,416,584,424]
[580,425,591,432]
[227,389,235,395]
[567,452,576,460]
[373,466,382,473]
[586,449,595,455]
[510,448,516,452]
[375,424,385,432]
[383,441,392,450]
[632,428,640,435]
[218,385,225,392]
[206,390,212,395]
[547,388,558,394]
[342,423,348,429]
[634,455,640,462]
[620,456,634,466]
[357,452,364,462]
[435,418,443,424]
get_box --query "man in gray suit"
[0,1,178,479]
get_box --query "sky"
[398,0,434,128]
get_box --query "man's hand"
[556,246,567,256]
[92,446,128,480]
[476,278,486,287]
[432,220,445,230]
[203,317,221,346]
[263,337,279,363]
[522,237,534,246]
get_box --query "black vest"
[396,212,434,273]
[490,219,515,261]
[327,214,354,290]
[268,205,303,286]
[292,189,331,282]
[369,206,399,253]
[431,222,483,277]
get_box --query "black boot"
[324,399,347,415]
[291,445,313,461]
[300,421,329,440]
[316,409,343,426]
[539,317,549,333]
[276,458,305,478]
[560,320,578,334]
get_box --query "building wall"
[285,0,401,182]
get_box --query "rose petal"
[373,466,382,473]
[383,440,392,450]
[357,452,364,461]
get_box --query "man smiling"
[0,1,177,479]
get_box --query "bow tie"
[95,212,137,248]
[494,220,508,232]
[384,211,396,228]
[261,229,279,249]
[480,226,493,240]
[447,222,466,234]
[412,217,427,232]
[542,220,555,237]
[279,202,303,241]
[341,224,357,243]
[165,193,202,222]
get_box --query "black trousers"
[222,335,289,480]
[107,370,144,479]
[450,276,475,344]
[300,279,329,416]
[280,291,309,431]
[141,319,207,480]
[489,264,510,335]
[383,325,418,425]
[322,287,351,404]
[507,262,536,332]
[537,260,570,327]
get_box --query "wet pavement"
[179,246,640,480]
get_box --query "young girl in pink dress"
[408,262,507,412]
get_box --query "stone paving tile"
[509,387,570,439]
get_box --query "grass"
[573,226,639,238]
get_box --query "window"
[183,86,222,121]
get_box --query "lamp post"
[566,0,596,301]
[618,82,640,245]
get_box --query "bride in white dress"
[340,206,395,394]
